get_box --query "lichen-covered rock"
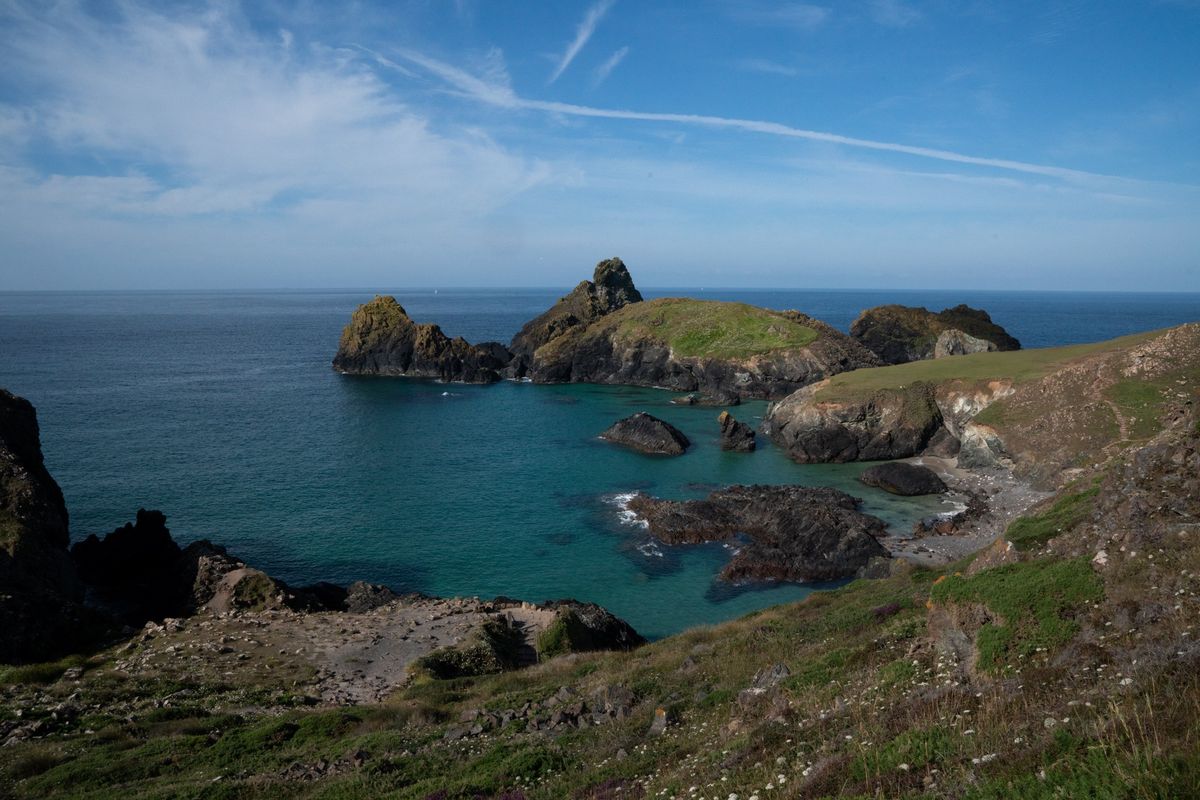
[763,381,944,463]
[333,295,512,382]
[600,412,691,455]
[536,601,645,658]
[508,257,642,366]
[850,304,1020,365]
[627,485,888,582]
[718,411,756,452]
[858,462,947,495]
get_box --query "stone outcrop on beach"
[850,304,1020,365]
[627,485,888,583]
[600,412,690,455]
[763,381,944,463]
[508,257,643,367]
[718,411,756,452]
[858,462,947,496]
[332,295,512,382]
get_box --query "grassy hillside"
[5,421,1200,800]
[813,329,1161,403]
[541,298,820,361]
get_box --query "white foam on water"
[637,541,664,558]
[605,491,649,529]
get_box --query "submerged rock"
[718,411,756,452]
[600,412,691,455]
[627,485,888,583]
[850,304,1020,365]
[332,295,512,382]
[858,462,947,495]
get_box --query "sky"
[0,1,1198,291]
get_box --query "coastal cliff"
[764,323,1200,487]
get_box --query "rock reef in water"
[627,485,888,583]
[332,295,512,383]
[858,461,947,496]
[600,412,690,456]
[850,304,1020,365]
[718,411,756,452]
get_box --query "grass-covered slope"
[538,298,820,362]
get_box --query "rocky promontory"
[600,412,690,455]
[850,304,1021,365]
[332,295,512,382]
[508,257,643,368]
[627,485,888,582]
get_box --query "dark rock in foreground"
[859,462,947,496]
[850,304,1020,365]
[627,485,889,582]
[718,411,756,452]
[332,295,512,382]
[600,412,690,455]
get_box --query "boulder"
[763,381,944,463]
[718,411,756,452]
[858,462,947,496]
[627,485,889,583]
[600,412,690,455]
[850,304,1020,365]
[332,295,512,382]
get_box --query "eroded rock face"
[627,485,889,582]
[333,295,512,382]
[508,257,642,364]
[858,462,947,496]
[850,304,1020,365]
[763,381,944,463]
[718,411,756,452]
[600,412,691,455]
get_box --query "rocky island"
[333,258,881,400]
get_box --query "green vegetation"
[931,558,1103,672]
[1106,366,1200,441]
[817,329,1160,403]
[1005,485,1100,551]
[417,619,525,679]
[604,298,819,359]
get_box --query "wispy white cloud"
[549,0,615,84]
[735,58,800,77]
[731,3,830,31]
[870,0,921,28]
[390,48,1139,184]
[592,46,629,86]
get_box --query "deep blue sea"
[2,288,1198,638]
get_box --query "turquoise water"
[2,288,1198,638]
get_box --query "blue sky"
[0,1,1197,290]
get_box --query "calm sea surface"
[2,288,1197,638]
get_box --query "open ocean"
[2,288,1198,638]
